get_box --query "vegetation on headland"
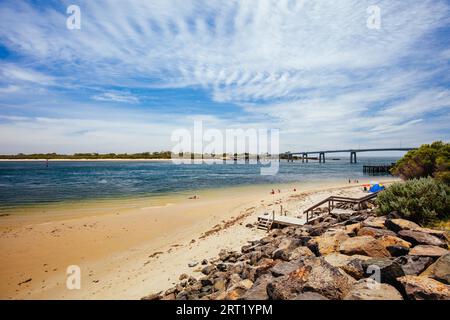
[379,141,450,226]
[376,177,450,226]
[0,152,276,160]
[391,141,450,184]
[0,151,173,160]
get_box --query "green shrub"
[391,141,450,183]
[376,177,450,225]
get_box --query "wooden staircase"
[303,191,381,223]
[257,216,273,231]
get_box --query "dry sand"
[0,178,399,300]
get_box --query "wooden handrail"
[304,191,381,223]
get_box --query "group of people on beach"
[348,179,359,184]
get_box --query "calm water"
[0,157,398,207]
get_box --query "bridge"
[286,148,415,163]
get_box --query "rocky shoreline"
[143,203,450,300]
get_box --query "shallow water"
[0,157,398,207]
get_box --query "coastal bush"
[391,141,450,184]
[376,177,450,225]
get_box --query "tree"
[391,141,450,184]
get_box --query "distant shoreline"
[0,158,174,162]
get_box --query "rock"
[201,265,216,275]
[240,274,273,300]
[294,292,329,300]
[227,274,243,288]
[201,259,208,265]
[398,230,447,248]
[213,278,226,292]
[141,292,161,300]
[242,259,276,281]
[188,262,198,268]
[272,248,290,261]
[271,261,299,277]
[324,253,370,280]
[267,257,354,300]
[179,273,189,281]
[288,246,315,260]
[362,258,405,286]
[161,293,176,300]
[216,263,227,272]
[200,278,213,287]
[361,217,387,229]
[421,253,450,284]
[387,246,410,257]
[344,223,361,235]
[357,227,396,238]
[259,244,277,257]
[307,230,350,256]
[395,256,434,276]
[245,223,254,228]
[339,236,390,258]
[249,251,263,265]
[409,245,449,257]
[225,279,254,300]
[385,219,421,233]
[260,236,273,245]
[269,229,285,238]
[397,275,450,300]
[415,227,449,241]
[378,235,412,249]
[175,291,188,300]
[387,211,401,219]
[344,279,403,300]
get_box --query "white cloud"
[0,0,449,152]
[93,91,139,104]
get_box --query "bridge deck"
[290,148,414,155]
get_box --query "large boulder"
[397,275,450,300]
[378,235,412,249]
[344,223,362,236]
[344,279,403,300]
[224,279,254,300]
[387,246,410,257]
[385,219,421,233]
[339,236,390,258]
[409,245,449,257]
[398,230,447,248]
[294,292,329,300]
[288,246,315,260]
[307,230,350,256]
[362,258,405,287]
[266,257,354,300]
[357,227,396,238]
[395,256,434,276]
[240,274,272,300]
[361,217,387,229]
[271,261,299,277]
[415,227,449,241]
[421,253,450,284]
[324,253,370,280]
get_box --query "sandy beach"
[0,178,399,300]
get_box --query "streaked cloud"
[0,0,449,153]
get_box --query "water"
[0,157,398,207]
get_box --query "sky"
[0,0,449,154]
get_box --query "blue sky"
[0,0,449,154]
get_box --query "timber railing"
[304,192,380,223]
